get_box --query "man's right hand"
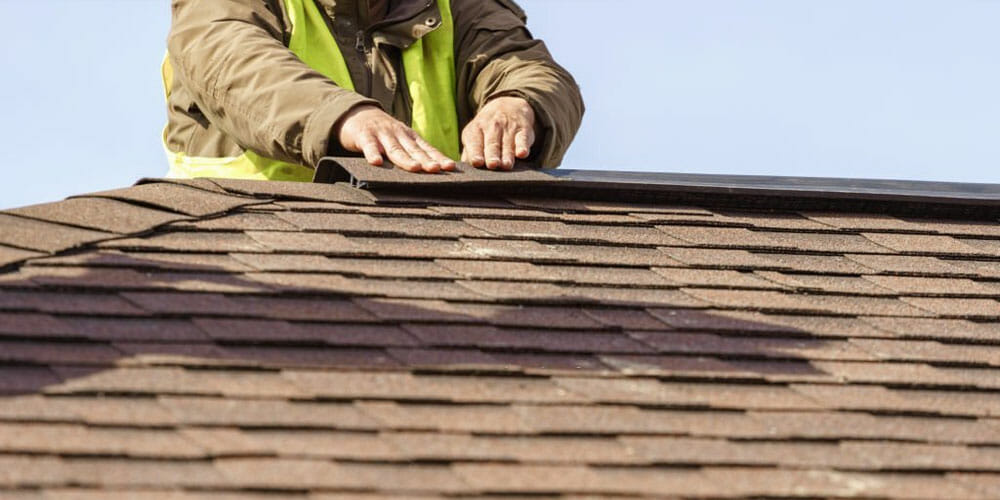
[336,105,456,173]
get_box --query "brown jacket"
[165,0,584,169]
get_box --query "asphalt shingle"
[0,177,998,499]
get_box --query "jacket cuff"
[302,93,380,167]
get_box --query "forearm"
[168,0,376,167]
[472,48,585,168]
[452,0,584,168]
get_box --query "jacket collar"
[316,0,441,49]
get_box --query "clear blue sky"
[1,0,997,209]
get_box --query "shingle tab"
[81,183,263,217]
[7,198,188,234]
[0,214,112,253]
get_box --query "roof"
[2,162,1000,498]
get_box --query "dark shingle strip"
[6,198,189,234]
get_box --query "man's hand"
[337,105,456,173]
[461,96,536,170]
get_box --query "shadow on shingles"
[0,252,835,396]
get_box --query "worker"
[163,0,584,180]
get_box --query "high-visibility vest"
[161,0,460,181]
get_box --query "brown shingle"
[277,211,490,238]
[551,243,682,266]
[465,218,685,246]
[413,325,649,353]
[811,360,967,387]
[453,463,713,496]
[0,340,121,365]
[864,275,999,296]
[751,411,1000,445]
[244,231,366,254]
[0,290,147,316]
[653,267,781,288]
[239,430,400,459]
[658,247,788,270]
[212,458,352,489]
[333,463,471,493]
[211,178,375,204]
[699,467,982,499]
[230,252,348,272]
[170,211,298,231]
[0,214,112,253]
[863,233,986,256]
[0,312,74,338]
[99,231,268,253]
[0,366,62,394]
[7,198,187,234]
[630,331,873,361]
[582,307,671,330]
[853,338,1000,367]
[248,272,474,300]
[356,401,531,433]
[802,212,923,231]
[947,259,1000,279]
[284,371,587,404]
[680,288,815,312]
[762,231,892,253]
[351,235,468,259]
[757,271,896,295]
[30,250,256,273]
[65,317,208,342]
[599,354,769,380]
[844,441,1000,471]
[221,346,399,369]
[754,252,877,274]
[845,253,973,276]
[552,377,820,410]
[0,244,44,267]
[657,226,786,249]
[81,183,261,217]
[897,218,1000,237]
[386,432,633,463]
[620,436,864,468]
[512,404,769,437]
[177,427,272,456]
[569,286,709,308]
[161,397,377,429]
[647,308,802,333]
[797,294,931,317]
[903,297,1000,317]
[48,367,306,398]
[0,423,204,458]
[457,237,564,261]
[860,316,1000,342]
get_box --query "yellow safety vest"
[162,0,460,181]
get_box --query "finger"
[415,136,456,171]
[500,127,516,170]
[462,124,486,168]
[514,128,533,160]
[484,122,503,170]
[378,131,421,172]
[358,131,384,166]
[397,132,440,173]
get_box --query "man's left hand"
[461,96,536,170]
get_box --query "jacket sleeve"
[451,0,585,168]
[167,0,377,167]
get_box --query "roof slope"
[1,172,1000,498]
